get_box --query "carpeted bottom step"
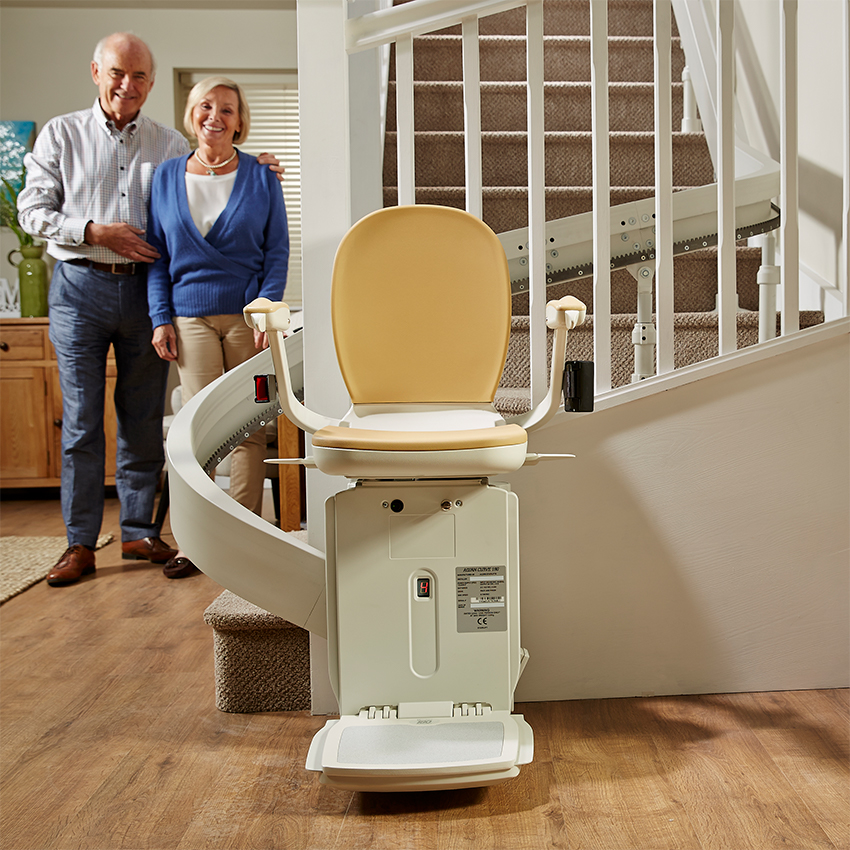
[203,589,311,713]
[497,310,825,409]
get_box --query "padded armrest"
[506,296,587,432]
[244,298,335,435]
[546,295,587,329]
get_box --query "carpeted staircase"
[384,0,823,400]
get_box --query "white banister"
[462,16,483,219]
[590,0,612,393]
[654,0,674,376]
[780,0,800,337]
[395,33,416,206]
[527,0,547,407]
[716,0,737,356]
[757,232,779,343]
[681,66,702,133]
[346,0,526,51]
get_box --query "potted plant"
[1,164,48,317]
[1,164,34,249]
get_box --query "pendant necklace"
[195,150,237,176]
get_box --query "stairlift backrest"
[331,206,512,406]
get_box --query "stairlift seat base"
[311,479,531,791]
[312,441,529,479]
[312,423,528,478]
[312,424,527,451]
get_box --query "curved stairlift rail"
[500,156,781,294]
[165,334,328,638]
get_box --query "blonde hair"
[183,76,250,144]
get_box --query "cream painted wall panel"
[509,330,849,702]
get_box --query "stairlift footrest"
[306,711,533,792]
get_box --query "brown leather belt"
[66,258,142,275]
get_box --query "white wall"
[0,4,297,286]
[511,327,849,701]
[735,0,847,295]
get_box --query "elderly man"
[18,32,278,585]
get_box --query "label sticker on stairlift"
[456,566,507,632]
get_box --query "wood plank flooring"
[1,489,847,850]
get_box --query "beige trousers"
[173,315,266,515]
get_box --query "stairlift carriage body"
[245,205,586,792]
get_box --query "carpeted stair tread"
[392,34,686,83]
[203,589,303,631]
[387,80,685,133]
[383,131,714,187]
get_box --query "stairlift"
[244,205,588,792]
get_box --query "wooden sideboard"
[0,317,117,487]
[1,316,304,532]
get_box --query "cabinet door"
[0,366,51,480]
[50,367,62,480]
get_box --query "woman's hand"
[254,329,270,350]
[153,324,179,361]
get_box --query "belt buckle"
[112,262,135,275]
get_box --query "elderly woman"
[147,76,289,578]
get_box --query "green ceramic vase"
[8,243,49,317]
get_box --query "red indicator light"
[416,578,431,598]
[254,375,270,403]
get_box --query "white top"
[185,169,237,237]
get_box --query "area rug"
[0,533,114,604]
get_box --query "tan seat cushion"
[312,424,527,452]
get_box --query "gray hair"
[93,33,156,76]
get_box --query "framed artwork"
[0,121,37,191]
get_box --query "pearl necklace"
[194,149,237,176]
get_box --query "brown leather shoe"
[121,536,178,563]
[162,556,199,579]
[47,545,96,586]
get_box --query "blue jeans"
[48,261,169,547]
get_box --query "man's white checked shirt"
[18,99,189,264]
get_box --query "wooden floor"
[1,489,848,850]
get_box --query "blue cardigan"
[147,151,289,329]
